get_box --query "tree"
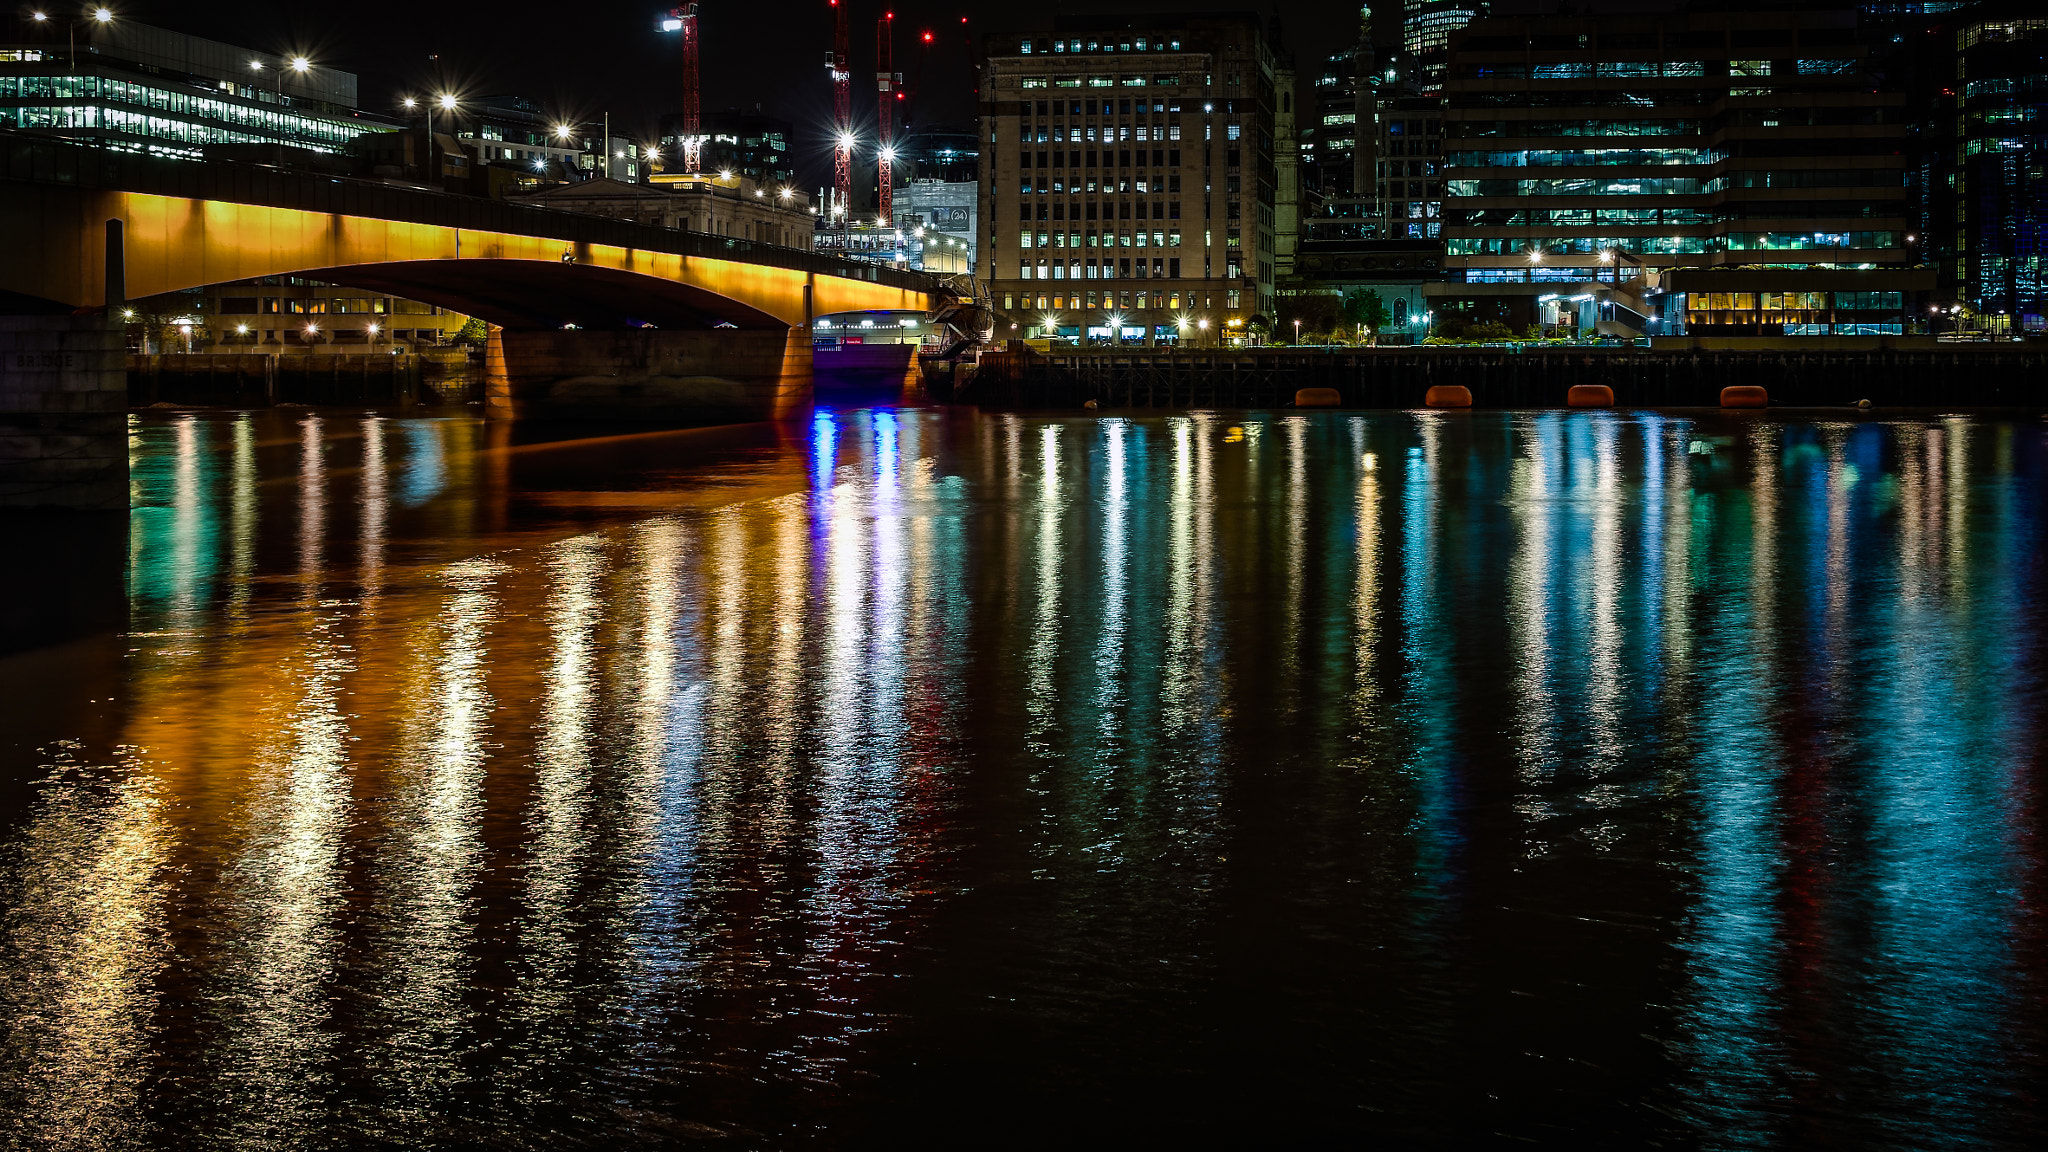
[1277,293,1340,341]
[455,315,490,347]
[1340,287,1389,333]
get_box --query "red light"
[922,31,933,41]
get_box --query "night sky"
[61,1,1371,186]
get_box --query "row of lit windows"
[1019,180,1235,204]
[1458,118,1687,137]
[1017,123,1186,142]
[1445,146,1723,167]
[1445,170,1902,196]
[1012,258,1207,280]
[1020,75,1189,89]
[1451,208,1719,225]
[1451,232,1902,255]
[0,105,353,154]
[1451,236,1715,254]
[0,75,367,144]
[1457,59,1859,81]
[1022,37,1185,54]
[1021,230,1193,248]
[1676,292,1904,311]
[1006,291,1244,313]
[214,296,442,315]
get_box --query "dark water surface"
[1,407,2044,1149]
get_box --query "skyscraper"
[1405,0,1484,92]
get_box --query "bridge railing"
[0,131,937,294]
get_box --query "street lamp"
[1293,317,1301,345]
[34,6,114,76]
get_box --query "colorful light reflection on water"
[0,408,2043,1147]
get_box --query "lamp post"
[1293,317,1301,345]
[31,7,113,76]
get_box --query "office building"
[510,173,815,248]
[894,179,980,270]
[0,18,396,159]
[1375,93,1445,239]
[979,14,1279,345]
[194,278,468,354]
[897,124,981,183]
[662,106,797,188]
[1406,0,1484,93]
[1916,2,2045,334]
[1434,5,1929,338]
[450,95,592,186]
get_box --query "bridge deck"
[0,132,932,294]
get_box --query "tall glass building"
[1405,0,1484,92]
[1920,2,2046,333]
[0,19,396,159]
[1435,5,1930,338]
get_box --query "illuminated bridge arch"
[0,139,935,330]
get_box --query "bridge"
[0,135,941,508]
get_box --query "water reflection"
[0,408,2042,1147]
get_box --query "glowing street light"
[1527,247,1545,264]
[554,124,574,140]
[436,93,457,111]
[288,55,309,73]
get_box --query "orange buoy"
[1567,384,1615,408]
[1425,385,1472,409]
[1720,385,1768,409]
[1295,387,1341,408]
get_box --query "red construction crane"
[660,5,705,172]
[877,10,895,225]
[828,0,851,219]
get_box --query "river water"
[0,407,2043,1148]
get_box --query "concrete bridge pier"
[0,313,128,510]
[484,325,814,424]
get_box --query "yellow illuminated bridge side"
[0,189,931,329]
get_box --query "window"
[218,297,258,314]
[1022,77,1048,88]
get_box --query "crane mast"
[662,5,705,172]
[829,0,851,219]
[876,11,894,225]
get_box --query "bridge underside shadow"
[298,259,787,331]
[296,261,824,424]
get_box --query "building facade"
[1435,5,1928,338]
[662,106,796,188]
[979,14,1279,344]
[1405,0,1484,93]
[1376,93,1445,239]
[893,179,980,270]
[0,19,396,159]
[1917,3,2046,333]
[195,278,468,354]
[511,174,815,248]
[451,96,591,187]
